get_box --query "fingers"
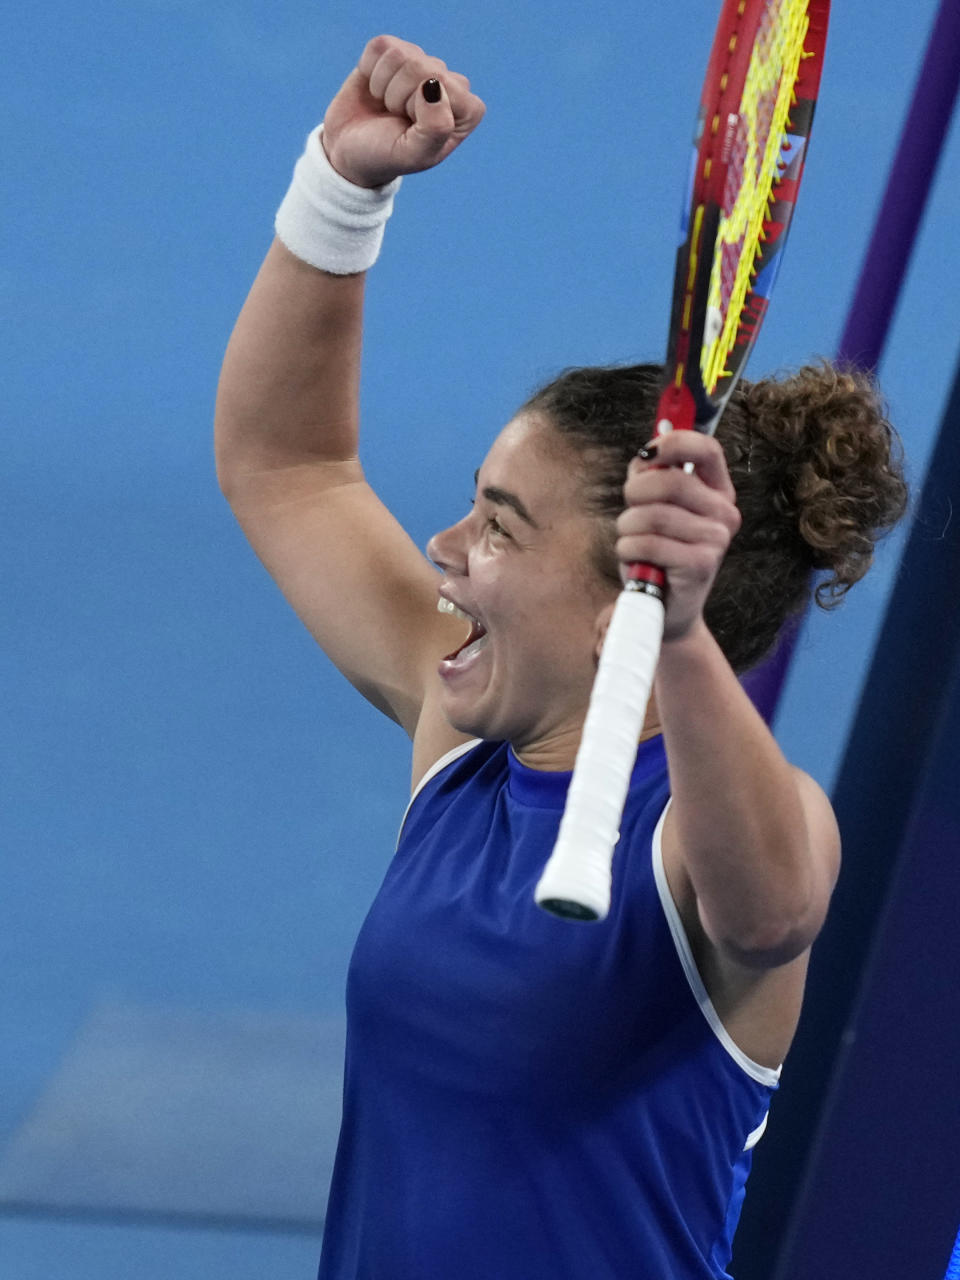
[321,36,482,191]
[623,434,739,529]
[617,497,737,545]
[615,508,736,580]
[632,430,737,501]
[363,38,446,113]
[359,35,484,133]
[618,433,741,577]
[624,464,739,532]
[623,465,734,524]
[407,71,480,145]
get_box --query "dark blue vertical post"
[735,6,960,1259]
[736,15,960,1271]
[771,356,960,1271]
[734,348,960,1279]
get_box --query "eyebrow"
[473,470,540,528]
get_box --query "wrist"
[658,617,718,668]
[274,126,402,275]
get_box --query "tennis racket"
[535,0,830,921]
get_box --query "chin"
[441,692,509,744]
[444,707,494,741]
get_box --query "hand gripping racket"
[535,0,830,921]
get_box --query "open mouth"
[438,597,489,661]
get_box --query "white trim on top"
[651,803,782,1089]
[396,739,482,847]
[743,1113,769,1151]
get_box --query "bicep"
[225,459,467,734]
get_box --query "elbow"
[213,378,258,503]
[691,774,841,971]
[701,893,827,971]
[213,410,247,505]
[715,925,816,970]
[215,446,239,504]
[213,408,233,498]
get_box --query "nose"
[426,514,470,575]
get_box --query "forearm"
[216,41,485,496]
[655,620,827,961]
[215,239,365,489]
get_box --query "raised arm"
[618,431,839,962]
[615,429,840,1062]
[215,37,485,735]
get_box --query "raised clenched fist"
[322,35,486,189]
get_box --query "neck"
[511,696,663,772]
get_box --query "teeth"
[437,598,473,622]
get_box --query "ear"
[593,602,617,664]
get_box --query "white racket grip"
[535,588,664,921]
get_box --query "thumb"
[398,78,457,166]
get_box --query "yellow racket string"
[701,0,810,392]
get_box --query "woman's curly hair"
[521,361,908,673]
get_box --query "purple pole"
[747,0,960,721]
[837,0,960,369]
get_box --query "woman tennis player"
[215,36,906,1280]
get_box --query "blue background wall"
[2,1,958,1275]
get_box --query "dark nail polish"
[637,445,659,461]
[423,78,442,103]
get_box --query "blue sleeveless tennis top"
[318,736,779,1279]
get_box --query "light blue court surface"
[3,0,959,1275]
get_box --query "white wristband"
[274,126,402,275]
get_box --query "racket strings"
[702,0,812,393]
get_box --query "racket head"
[658,0,830,436]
